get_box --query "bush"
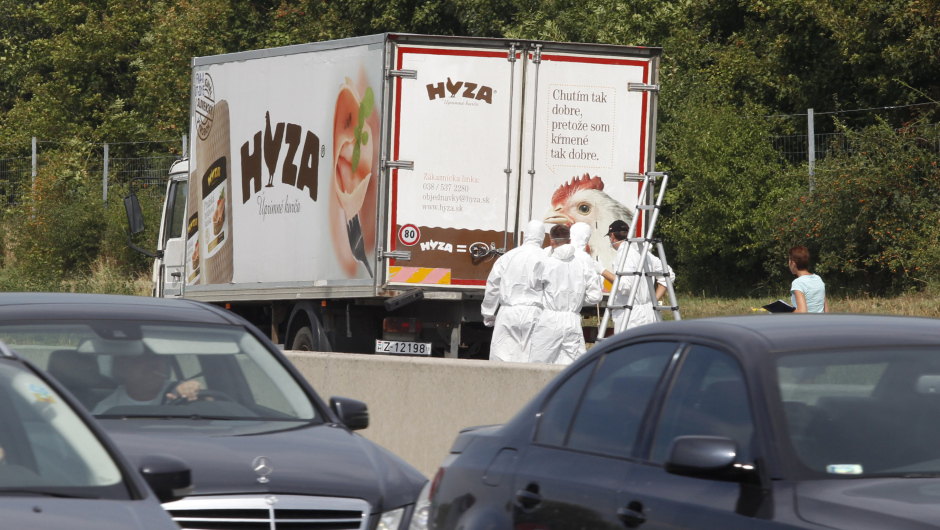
[771,119,940,294]
[657,88,796,295]
[0,152,163,292]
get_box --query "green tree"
[772,118,940,294]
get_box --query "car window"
[0,322,317,421]
[777,349,940,476]
[650,345,754,464]
[0,360,128,499]
[561,342,677,458]
[535,359,598,446]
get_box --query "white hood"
[551,244,576,261]
[523,220,545,246]
[570,222,591,251]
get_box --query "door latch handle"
[514,489,542,510]
[617,506,647,527]
[170,271,181,279]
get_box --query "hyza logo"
[195,72,215,140]
[426,77,493,104]
[419,239,471,254]
[206,164,222,188]
[241,111,322,204]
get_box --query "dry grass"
[675,288,940,319]
[583,287,940,331]
[60,257,152,296]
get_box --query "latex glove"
[593,260,607,275]
[483,315,496,327]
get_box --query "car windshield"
[0,359,128,498]
[0,322,317,421]
[777,348,940,477]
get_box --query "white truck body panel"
[165,34,661,303]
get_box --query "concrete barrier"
[286,352,566,478]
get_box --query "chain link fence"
[770,122,939,167]
[0,138,184,207]
[0,155,31,206]
[100,154,179,200]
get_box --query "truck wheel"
[291,326,316,351]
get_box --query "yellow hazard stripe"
[407,268,433,283]
[388,267,452,285]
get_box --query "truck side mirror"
[123,191,157,258]
[124,194,145,235]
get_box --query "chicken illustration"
[446,77,463,97]
[543,173,634,268]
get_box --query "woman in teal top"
[788,246,828,313]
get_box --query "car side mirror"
[124,194,145,235]
[664,435,738,479]
[138,454,194,503]
[330,396,369,430]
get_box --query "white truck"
[125,33,662,356]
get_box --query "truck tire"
[291,326,316,351]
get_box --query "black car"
[0,293,426,530]
[0,338,189,529]
[428,314,940,529]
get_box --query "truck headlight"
[407,480,432,530]
[377,507,405,530]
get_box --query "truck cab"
[152,159,189,298]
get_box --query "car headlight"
[408,480,432,530]
[377,507,405,530]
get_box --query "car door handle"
[514,489,543,510]
[617,506,647,527]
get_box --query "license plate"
[375,340,433,356]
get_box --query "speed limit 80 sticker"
[398,224,420,246]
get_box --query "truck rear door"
[383,38,525,289]
[519,45,659,280]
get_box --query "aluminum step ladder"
[597,171,681,339]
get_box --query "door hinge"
[386,69,417,79]
[628,83,660,93]
[507,43,518,62]
[384,159,414,171]
[378,250,411,261]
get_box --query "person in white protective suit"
[481,220,547,362]
[543,222,594,264]
[569,222,600,270]
[529,224,603,365]
[598,220,675,330]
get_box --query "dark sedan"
[0,293,426,530]
[428,314,940,529]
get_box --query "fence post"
[31,137,36,187]
[807,108,815,193]
[182,134,188,158]
[103,143,109,204]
